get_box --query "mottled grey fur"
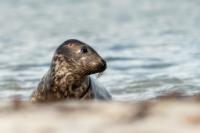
[30,39,111,103]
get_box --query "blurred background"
[0,0,200,101]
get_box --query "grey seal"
[30,39,111,103]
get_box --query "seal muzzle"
[98,59,107,72]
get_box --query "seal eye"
[81,47,88,54]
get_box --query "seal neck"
[79,77,91,99]
[49,64,90,99]
[45,54,92,99]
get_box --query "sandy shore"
[1,95,200,133]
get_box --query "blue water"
[1,0,200,101]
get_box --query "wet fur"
[30,39,110,103]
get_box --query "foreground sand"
[1,96,200,133]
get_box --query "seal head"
[56,39,107,75]
[30,39,110,102]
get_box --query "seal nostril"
[100,59,107,69]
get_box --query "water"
[1,0,200,101]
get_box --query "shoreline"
[0,95,200,133]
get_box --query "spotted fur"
[30,39,111,103]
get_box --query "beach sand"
[1,95,200,133]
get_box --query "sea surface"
[1,0,200,101]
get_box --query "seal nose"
[100,59,107,70]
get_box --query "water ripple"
[1,0,200,100]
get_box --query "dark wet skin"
[30,39,111,103]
